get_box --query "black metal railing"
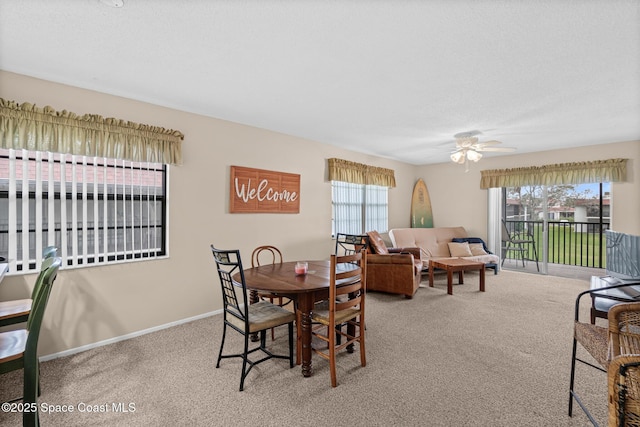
[504,220,609,268]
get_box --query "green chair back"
[42,246,58,260]
[30,256,58,300]
[0,257,61,426]
[23,257,61,426]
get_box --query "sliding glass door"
[500,183,610,274]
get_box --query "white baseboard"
[40,309,223,362]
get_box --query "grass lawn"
[507,223,606,268]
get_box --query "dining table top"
[237,259,359,294]
[235,258,361,377]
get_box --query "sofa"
[389,227,499,274]
[365,230,423,299]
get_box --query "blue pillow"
[451,237,493,255]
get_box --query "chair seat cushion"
[312,308,361,325]
[574,321,609,368]
[227,301,295,333]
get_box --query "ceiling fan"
[450,131,516,171]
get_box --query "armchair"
[365,230,423,299]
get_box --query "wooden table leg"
[458,270,464,284]
[447,269,453,295]
[429,262,435,287]
[479,266,485,292]
[298,294,314,377]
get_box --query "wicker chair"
[608,355,640,426]
[570,293,640,425]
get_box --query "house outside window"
[0,148,167,272]
[331,181,388,236]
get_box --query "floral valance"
[328,158,396,188]
[480,158,628,189]
[0,98,184,165]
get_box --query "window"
[0,148,167,272]
[331,181,388,236]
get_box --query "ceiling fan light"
[450,151,465,164]
[466,150,483,162]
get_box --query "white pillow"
[448,242,473,257]
[469,243,488,256]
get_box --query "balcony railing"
[504,220,609,269]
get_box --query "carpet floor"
[1,270,607,426]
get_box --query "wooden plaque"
[230,166,300,213]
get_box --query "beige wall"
[0,71,417,356]
[1,70,638,357]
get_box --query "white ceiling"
[1,0,639,165]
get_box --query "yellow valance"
[480,158,628,189]
[0,98,184,165]
[328,158,396,188]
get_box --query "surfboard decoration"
[410,178,434,228]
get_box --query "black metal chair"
[0,257,62,427]
[210,245,295,391]
[501,220,539,271]
[335,233,369,256]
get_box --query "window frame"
[331,180,389,237]
[0,148,169,273]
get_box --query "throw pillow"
[451,237,492,255]
[469,243,488,256]
[448,241,473,257]
[366,230,389,254]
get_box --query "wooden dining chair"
[311,251,366,387]
[0,247,58,328]
[251,245,293,340]
[211,245,295,391]
[0,257,61,427]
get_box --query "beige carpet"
[1,270,607,426]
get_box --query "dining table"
[235,259,359,377]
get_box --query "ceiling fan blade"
[477,147,516,152]
[476,140,502,147]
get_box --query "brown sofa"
[388,227,499,273]
[365,230,423,299]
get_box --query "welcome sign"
[229,166,300,213]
